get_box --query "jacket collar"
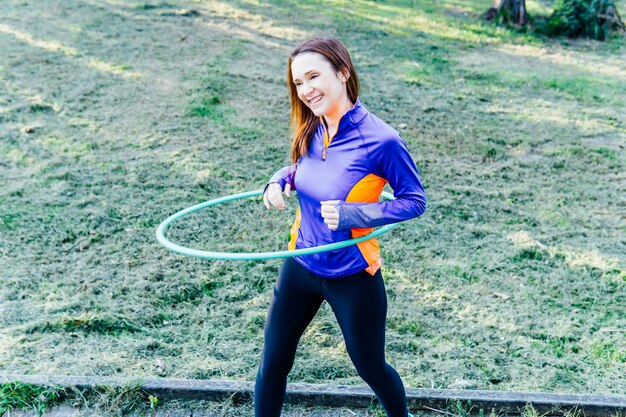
[346,97,368,126]
[319,97,368,139]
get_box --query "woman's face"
[290,52,348,118]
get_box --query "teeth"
[310,95,323,104]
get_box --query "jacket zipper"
[320,102,357,161]
[321,120,336,161]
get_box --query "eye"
[310,74,318,79]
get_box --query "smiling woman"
[257,37,426,417]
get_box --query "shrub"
[543,0,625,40]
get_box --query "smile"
[309,94,323,104]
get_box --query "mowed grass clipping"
[0,0,624,397]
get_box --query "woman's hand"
[264,182,291,210]
[320,200,340,231]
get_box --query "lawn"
[1,0,624,400]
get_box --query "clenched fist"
[320,200,340,231]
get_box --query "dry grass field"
[1,0,625,414]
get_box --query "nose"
[302,82,314,96]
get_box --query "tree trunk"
[599,1,626,33]
[485,0,529,25]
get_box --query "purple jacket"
[267,98,426,278]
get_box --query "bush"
[543,0,625,40]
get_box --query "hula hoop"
[156,189,400,261]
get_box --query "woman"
[257,37,426,417]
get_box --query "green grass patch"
[0,382,64,416]
[29,313,143,335]
[591,340,626,364]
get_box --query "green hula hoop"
[156,189,399,261]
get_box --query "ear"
[339,68,350,83]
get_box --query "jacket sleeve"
[336,135,426,230]
[264,164,297,194]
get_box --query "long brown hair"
[287,37,360,163]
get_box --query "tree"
[485,0,529,26]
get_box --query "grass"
[0,381,163,417]
[72,384,159,417]
[0,0,624,411]
[0,382,64,416]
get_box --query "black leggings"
[254,257,409,417]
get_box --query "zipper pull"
[322,147,327,161]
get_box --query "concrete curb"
[2,374,625,416]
